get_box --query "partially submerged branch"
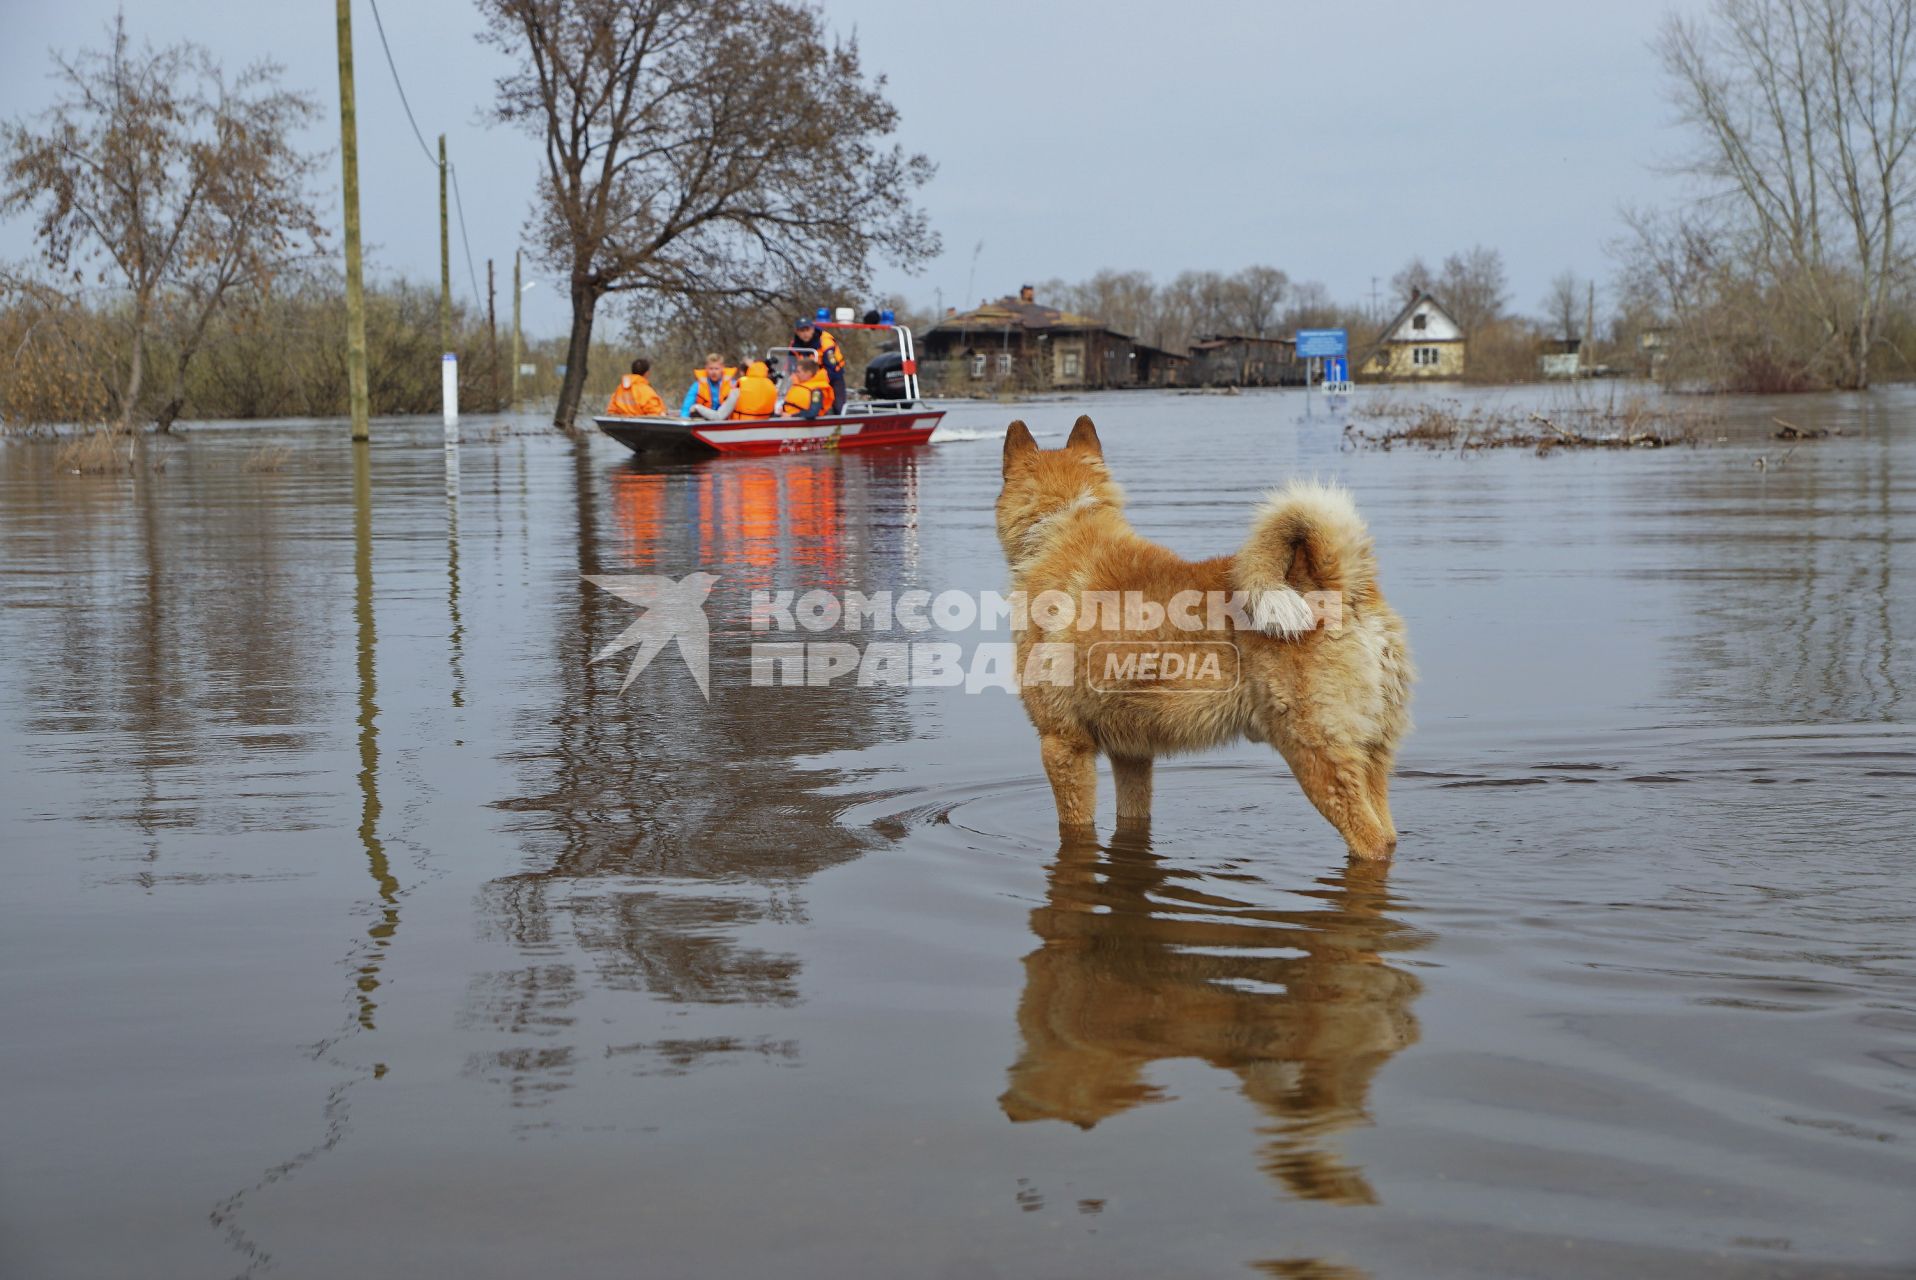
[1343,397,1716,454]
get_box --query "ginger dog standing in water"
[996,416,1413,859]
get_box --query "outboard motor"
[864,350,907,402]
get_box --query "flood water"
[2,384,1912,1278]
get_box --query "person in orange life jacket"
[606,358,666,417]
[679,351,739,420]
[781,355,835,418]
[733,361,780,420]
[791,317,847,415]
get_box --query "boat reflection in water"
[1001,826,1426,1206]
[475,447,922,1097]
[610,454,877,587]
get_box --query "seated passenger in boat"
[733,361,779,421]
[780,355,835,419]
[605,358,666,417]
[679,352,739,421]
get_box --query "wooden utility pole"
[487,258,498,412]
[335,0,370,441]
[1584,281,1596,377]
[438,133,451,356]
[510,249,522,410]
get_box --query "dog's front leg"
[1039,731,1098,835]
[1110,755,1153,829]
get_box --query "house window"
[1412,345,1441,366]
[1062,350,1081,377]
[970,353,986,379]
[996,352,1013,375]
[1412,313,1428,331]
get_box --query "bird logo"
[584,572,720,698]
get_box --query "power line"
[364,0,486,310]
[365,0,437,169]
[448,163,484,313]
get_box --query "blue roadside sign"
[1325,355,1349,383]
[1296,329,1348,359]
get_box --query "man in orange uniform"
[733,361,780,420]
[606,358,666,416]
[791,317,848,416]
[780,355,835,419]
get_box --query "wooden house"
[1360,291,1466,380]
[922,286,1176,389]
[1187,334,1300,387]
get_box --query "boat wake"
[928,424,1012,444]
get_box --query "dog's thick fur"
[996,416,1413,859]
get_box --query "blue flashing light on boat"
[880,309,895,325]
[815,307,830,322]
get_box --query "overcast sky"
[1,0,1708,339]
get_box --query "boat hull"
[594,406,943,457]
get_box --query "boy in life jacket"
[733,361,780,420]
[781,355,835,419]
[791,317,848,417]
[606,358,665,416]
[679,352,739,420]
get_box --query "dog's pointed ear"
[1003,420,1037,476]
[1066,415,1102,458]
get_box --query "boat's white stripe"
[695,425,846,443]
[693,419,931,444]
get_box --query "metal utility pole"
[335,0,370,442]
[510,250,523,411]
[437,134,451,356]
[487,258,498,412]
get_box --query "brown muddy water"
[1,385,1912,1279]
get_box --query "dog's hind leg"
[1039,731,1099,835]
[1280,740,1397,861]
[1110,754,1154,829]
[1365,748,1398,851]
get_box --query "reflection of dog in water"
[996,417,1413,858]
[1000,831,1423,1205]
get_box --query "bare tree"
[2,16,323,431]
[1658,0,1916,387]
[1390,256,1434,302]
[1543,271,1583,341]
[1054,269,1157,340]
[1435,246,1508,335]
[1226,264,1289,336]
[1280,280,1339,331]
[479,0,937,428]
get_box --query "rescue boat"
[594,317,943,457]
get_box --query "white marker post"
[442,352,459,438]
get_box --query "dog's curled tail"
[1232,480,1378,638]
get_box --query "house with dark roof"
[1187,334,1301,387]
[921,286,1183,389]
[1360,291,1466,380]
